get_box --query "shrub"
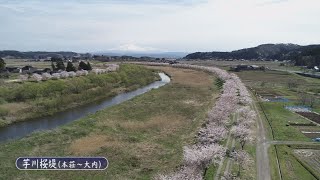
[0,107,9,117]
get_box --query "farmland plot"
[294,149,320,178]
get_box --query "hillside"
[0,51,91,59]
[185,44,320,67]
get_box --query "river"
[0,73,170,143]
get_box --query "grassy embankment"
[0,64,158,127]
[0,66,220,179]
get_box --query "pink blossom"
[41,73,52,81]
[60,71,69,79]
[30,73,42,82]
[231,150,253,176]
[19,74,28,82]
[51,73,61,80]
[68,71,76,78]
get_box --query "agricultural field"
[0,66,220,179]
[296,112,320,124]
[233,70,320,179]
[237,71,320,142]
[4,59,51,69]
[294,149,320,178]
[188,60,320,179]
[277,145,318,180]
[185,60,305,72]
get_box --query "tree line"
[51,57,92,72]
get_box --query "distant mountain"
[93,51,188,58]
[0,51,91,59]
[185,43,320,67]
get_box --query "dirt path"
[214,113,237,180]
[223,113,237,177]
[224,139,235,175]
[214,128,233,180]
[252,101,272,180]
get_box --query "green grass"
[262,102,311,141]
[268,145,281,180]
[4,59,52,69]
[204,163,218,180]
[0,67,219,179]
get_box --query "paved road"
[252,101,272,180]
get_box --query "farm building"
[6,66,21,73]
[21,66,37,74]
[230,64,265,72]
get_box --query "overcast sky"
[0,0,319,53]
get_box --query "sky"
[0,0,319,53]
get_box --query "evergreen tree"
[66,61,76,72]
[86,62,92,70]
[0,58,6,70]
[51,61,56,71]
[78,61,88,70]
[56,60,65,71]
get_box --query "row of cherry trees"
[150,64,256,180]
[19,70,89,82]
[19,64,120,82]
[92,64,119,75]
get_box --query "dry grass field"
[0,66,220,179]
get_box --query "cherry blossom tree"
[231,150,252,176]
[68,71,76,78]
[30,73,42,82]
[231,124,251,150]
[236,107,256,126]
[184,144,226,169]
[19,74,28,82]
[41,73,52,81]
[51,73,61,80]
[198,124,227,144]
[60,71,69,79]
[106,64,120,72]
[155,166,202,180]
[157,144,226,180]
[93,69,108,74]
[222,172,238,180]
[76,70,88,76]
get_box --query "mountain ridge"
[185,43,320,67]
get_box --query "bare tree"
[287,79,298,89]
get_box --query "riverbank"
[0,64,159,127]
[0,66,220,179]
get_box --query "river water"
[0,73,170,143]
